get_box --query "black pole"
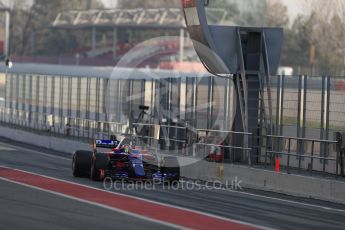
[341,151,344,177]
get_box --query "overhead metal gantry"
[51,7,228,61]
[52,8,228,29]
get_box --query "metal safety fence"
[1,107,343,177]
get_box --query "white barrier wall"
[0,126,90,154]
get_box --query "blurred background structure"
[0,0,343,75]
[0,0,345,175]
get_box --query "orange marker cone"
[275,156,280,173]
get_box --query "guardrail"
[0,107,343,177]
[263,135,339,176]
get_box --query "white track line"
[0,146,15,151]
[2,139,345,215]
[0,176,187,230]
[0,166,270,230]
[0,141,70,161]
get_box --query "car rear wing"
[95,140,119,149]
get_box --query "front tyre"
[90,153,109,181]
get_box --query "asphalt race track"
[0,179,173,230]
[0,138,345,230]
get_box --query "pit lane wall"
[180,159,345,204]
[0,126,90,154]
[1,125,345,204]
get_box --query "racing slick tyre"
[90,153,109,181]
[72,150,93,177]
[160,156,180,184]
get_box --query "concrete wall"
[0,126,90,154]
[180,159,345,204]
[1,126,345,204]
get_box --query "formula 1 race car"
[72,136,180,183]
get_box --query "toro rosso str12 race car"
[72,136,180,183]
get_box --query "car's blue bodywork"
[96,139,178,181]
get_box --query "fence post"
[287,138,291,173]
[251,132,255,165]
[264,134,268,168]
[325,76,330,155]
[310,140,314,175]
[320,76,326,155]
[341,151,344,177]
[323,142,328,175]
[336,148,339,178]
[297,75,307,171]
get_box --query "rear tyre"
[160,156,180,184]
[90,153,109,181]
[72,151,93,177]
